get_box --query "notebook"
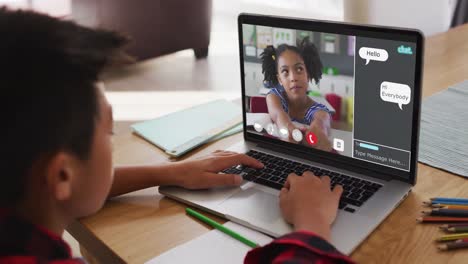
[144,221,273,264]
[131,99,243,157]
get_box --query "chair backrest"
[250,96,269,113]
[71,0,212,60]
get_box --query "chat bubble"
[359,47,389,65]
[380,81,411,110]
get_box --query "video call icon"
[292,129,303,142]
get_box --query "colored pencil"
[185,208,259,248]
[439,223,468,230]
[455,238,468,243]
[447,226,468,233]
[432,204,468,210]
[438,241,468,251]
[422,209,468,217]
[429,203,447,208]
[436,233,468,242]
[424,201,468,206]
[416,216,468,223]
[430,197,468,203]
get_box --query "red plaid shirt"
[245,231,354,263]
[0,208,85,264]
[1,208,354,264]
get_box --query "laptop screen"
[239,15,422,182]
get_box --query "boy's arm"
[109,163,181,197]
[108,151,264,197]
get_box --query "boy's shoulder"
[0,208,84,264]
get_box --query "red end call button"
[306,132,318,146]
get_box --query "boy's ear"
[45,152,78,201]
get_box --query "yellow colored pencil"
[436,232,468,242]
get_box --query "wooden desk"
[68,24,468,264]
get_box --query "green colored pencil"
[447,226,468,233]
[186,208,259,248]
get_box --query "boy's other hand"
[174,150,263,189]
[279,172,343,241]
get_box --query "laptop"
[160,13,423,255]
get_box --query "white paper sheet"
[145,222,274,264]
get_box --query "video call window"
[243,24,416,172]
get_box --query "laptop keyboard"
[221,150,383,213]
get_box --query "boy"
[0,8,353,263]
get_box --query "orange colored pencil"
[432,204,468,210]
[416,216,468,223]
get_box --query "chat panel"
[353,36,416,171]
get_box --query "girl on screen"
[261,37,332,151]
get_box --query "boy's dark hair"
[261,37,323,86]
[0,8,130,206]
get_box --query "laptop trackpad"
[219,187,281,223]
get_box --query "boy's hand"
[279,172,343,241]
[173,150,263,189]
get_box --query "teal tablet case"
[131,99,243,157]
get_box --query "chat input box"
[359,47,388,65]
[380,81,411,110]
